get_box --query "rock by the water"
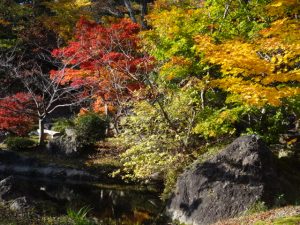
[9,197,31,211]
[0,177,32,212]
[0,176,19,201]
[47,128,80,156]
[167,135,280,225]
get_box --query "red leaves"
[0,93,37,135]
[51,18,153,113]
[52,18,145,74]
[102,52,126,63]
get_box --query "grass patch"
[255,215,300,225]
[214,206,300,225]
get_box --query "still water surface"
[4,176,169,224]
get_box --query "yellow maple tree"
[195,5,300,107]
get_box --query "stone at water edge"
[47,128,80,156]
[9,197,31,212]
[0,176,33,212]
[0,176,17,201]
[167,135,281,225]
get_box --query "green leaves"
[194,106,248,138]
[0,0,32,49]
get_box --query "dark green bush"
[74,113,107,146]
[5,137,36,151]
[52,118,74,133]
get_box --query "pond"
[1,176,169,224]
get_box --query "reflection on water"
[3,176,168,224]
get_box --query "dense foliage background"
[0,0,299,197]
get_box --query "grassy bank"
[214,206,300,225]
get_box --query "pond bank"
[0,150,98,182]
[0,147,168,224]
[0,175,169,225]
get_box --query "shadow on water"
[0,176,169,224]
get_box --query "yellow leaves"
[194,35,215,56]
[195,36,273,77]
[261,70,300,85]
[194,12,300,108]
[259,19,300,48]
[74,0,91,7]
[160,56,192,80]
[147,7,203,40]
[270,1,283,7]
[287,138,298,145]
[44,0,91,10]
[266,0,300,18]
[146,0,300,109]
[213,76,300,107]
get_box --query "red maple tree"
[52,18,153,115]
[0,92,36,136]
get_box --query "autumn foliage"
[0,93,36,135]
[52,18,152,113]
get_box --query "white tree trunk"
[38,118,45,146]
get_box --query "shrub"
[4,136,36,151]
[74,113,107,146]
[52,118,74,133]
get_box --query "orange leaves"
[50,69,93,85]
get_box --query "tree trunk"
[140,0,148,29]
[38,118,45,146]
[124,0,137,23]
[104,103,109,135]
[200,89,206,109]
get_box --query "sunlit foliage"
[42,0,92,40]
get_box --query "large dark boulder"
[167,135,281,225]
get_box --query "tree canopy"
[0,0,299,190]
